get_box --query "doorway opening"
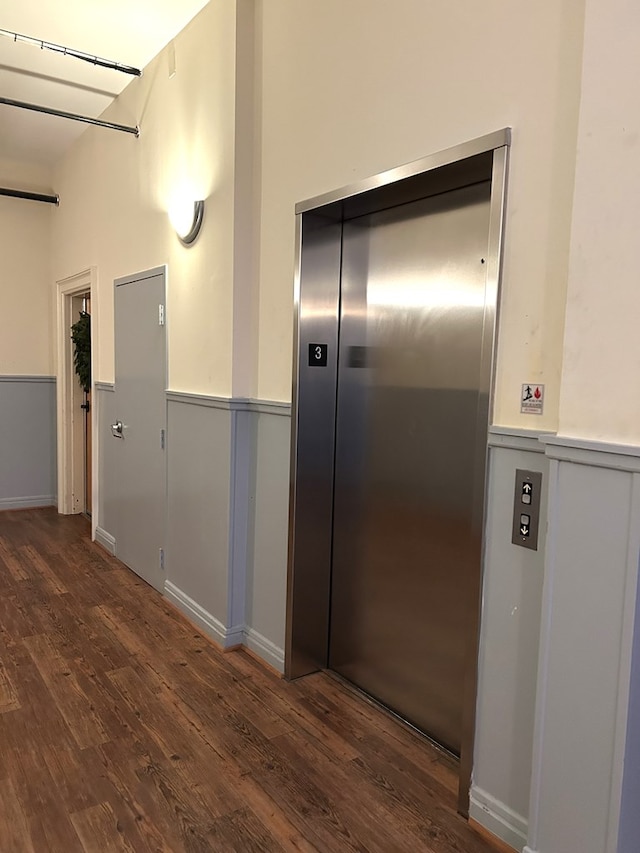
[56,268,97,539]
[286,131,509,814]
[70,293,92,518]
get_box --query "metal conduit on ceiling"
[0,27,141,138]
[0,187,59,205]
[0,27,142,76]
[0,96,139,137]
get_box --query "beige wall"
[256,0,585,431]
[52,1,242,396]
[0,157,54,375]
[559,0,640,444]
[50,0,588,425]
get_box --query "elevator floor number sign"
[521,383,544,415]
[308,343,328,367]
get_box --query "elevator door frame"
[286,129,510,815]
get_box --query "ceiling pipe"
[0,96,139,137]
[0,28,141,76]
[0,186,59,205]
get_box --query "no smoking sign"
[521,383,544,415]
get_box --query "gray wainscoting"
[0,376,56,509]
[245,403,291,671]
[95,382,116,553]
[471,427,551,851]
[524,437,640,853]
[619,554,640,853]
[165,393,233,643]
[164,391,291,671]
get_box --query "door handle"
[111,420,124,438]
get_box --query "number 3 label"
[308,343,328,367]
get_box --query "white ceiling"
[0,0,210,167]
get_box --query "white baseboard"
[165,581,230,647]
[470,786,527,851]
[95,526,116,555]
[244,626,285,673]
[0,495,56,510]
[163,581,285,671]
[522,847,537,853]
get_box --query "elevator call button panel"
[512,469,543,551]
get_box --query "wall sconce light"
[169,198,204,245]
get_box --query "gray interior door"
[113,268,166,592]
[329,183,492,755]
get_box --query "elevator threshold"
[324,668,459,765]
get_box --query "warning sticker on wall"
[521,384,544,415]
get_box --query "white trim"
[250,399,291,417]
[541,434,640,472]
[488,426,553,454]
[166,389,291,417]
[244,627,285,673]
[95,526,116,555]
[163,582,285,671]
[56,267,98,543]
[469,786,527,851]
[523,848,537,853]
[0,375,56,383]
[95,381,114,393]
[167,390,234,410]
[0,495,56,510]
[164,581,231,648]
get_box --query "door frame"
[56,267,98,539]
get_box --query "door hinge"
[160,428,165,450]
[158,304,165,326]
[159,548,165,571]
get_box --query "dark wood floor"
[0,508,504,852]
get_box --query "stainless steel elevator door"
[329,181,492,756]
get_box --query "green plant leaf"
[71,311,91,392]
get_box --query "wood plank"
[83,741,186,853]
[10,744,84,852]
[0,657,21,713]
[0,590,43,639]
[40,744,99,815]
[0,778,35,853]
[70,802,137,853]
[23,633,112,749]
[106,664,245,818]
[19,543,68,594]
[205,807,281,851]
[0,535,30,582]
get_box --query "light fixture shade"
[170,199,204,245]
